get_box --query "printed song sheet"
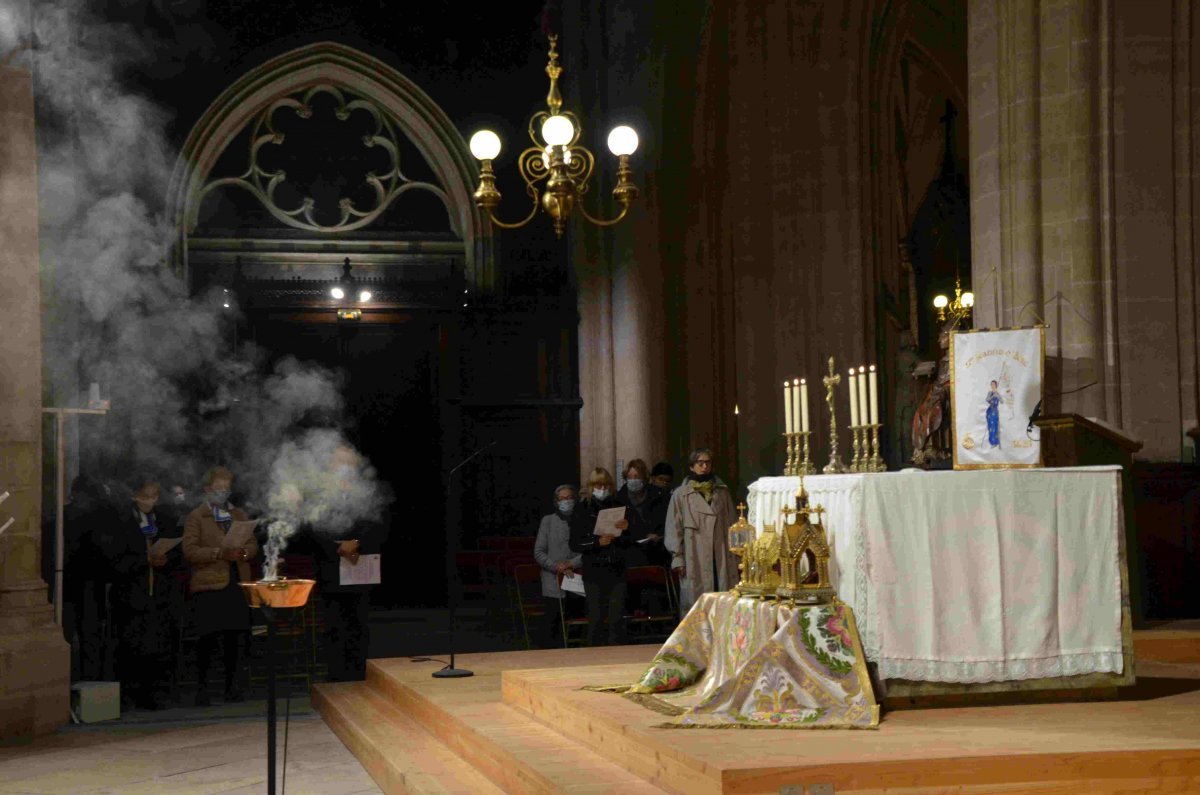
[340,553,382,586]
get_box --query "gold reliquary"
[777,481,836,604]
[727,483,837,605]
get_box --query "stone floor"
[0,700,380,794]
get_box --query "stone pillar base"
[0,586,69,742]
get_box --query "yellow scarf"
[691,479,716,504]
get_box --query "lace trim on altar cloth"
[875,650,1125,683]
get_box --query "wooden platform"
[314,631,1200,794]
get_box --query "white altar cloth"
[747,467,1125,683]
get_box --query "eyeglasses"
[693,459,713,466]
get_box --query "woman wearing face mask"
[532,484,584,648]
[617,459,673,617]
[568,468,631,646]
[617,459,671,568]
[106,479,183,710]
[183,466,257,705]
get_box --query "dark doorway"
[249,315,445,608]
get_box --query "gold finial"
[545,35,563,115]
[736,502,747,518]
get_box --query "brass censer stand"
[240,578,316,795]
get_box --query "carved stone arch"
[167,41,493,290]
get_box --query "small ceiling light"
[330,286,345,300]
[222,302,231,309]
[359,290,372,303]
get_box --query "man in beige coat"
[665,448,736,615]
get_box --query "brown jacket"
[183,504,257,593]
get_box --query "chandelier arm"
[575,202,631,228]
[486,203,540,230]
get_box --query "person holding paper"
[533,484,584,648]
[568,468,632,646]
[299,445,389,683]
[106,479,183,710]
[665,447,736,615]
[183,466,257,705]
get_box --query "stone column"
[567,1,677,480]
[969,0,1119,420]
[0,64,70,740]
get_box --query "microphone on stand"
[434,440,497,679]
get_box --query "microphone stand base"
[432,667,474,679]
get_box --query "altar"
[746,466,1134,697]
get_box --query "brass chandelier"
[468,36,640,238]
[933,274,974,324]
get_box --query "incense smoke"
[6,1,389,562]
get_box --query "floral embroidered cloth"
[616,592,879,729]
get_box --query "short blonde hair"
[584,467,615,499]
[203,466,234,487]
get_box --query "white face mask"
[625,478,645,493]
[591,487,610,501]
[556,499,576,515]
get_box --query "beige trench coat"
[665,479,736,614]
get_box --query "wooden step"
[501,656,1200,795]
[313,681,504,795]
[364,651,670,795]
[1133,628,1200,665]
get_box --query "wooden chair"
[557,572,589,648]
[512,563,545,649]
[624,566,678,643]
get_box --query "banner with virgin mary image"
[950,326,1044,469]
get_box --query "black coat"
[105,508,184,657]
[567,496,631,575]
[616,484,669,541]
[296,516,389,594]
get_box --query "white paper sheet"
[559,572,585,596]
[339,553,381,586]
[592,507,626,537]
[220,520,258,549]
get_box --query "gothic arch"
[167,41,493,289]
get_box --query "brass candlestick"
[783,431,797,476]
[850,425,863,472]
[868,423,886,472]
[798,430,815,475]
[822,357,847,474]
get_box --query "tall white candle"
[791,378,801,433]
[783,380,794,434]
[847,369,859,426]
[800,378,810,433]
[857,366,868,428]
[868,365,879,425]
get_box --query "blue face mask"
[207,490,230,506]
[557,499,576,515]
[625,479,644,494]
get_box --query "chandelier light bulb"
[540,114,575,146]
[331,286,345,300]
[607,125,639,156]
[359,290,372,302]
[469,129,502,160]
[961,291,975,308]
[933,294,949,309]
